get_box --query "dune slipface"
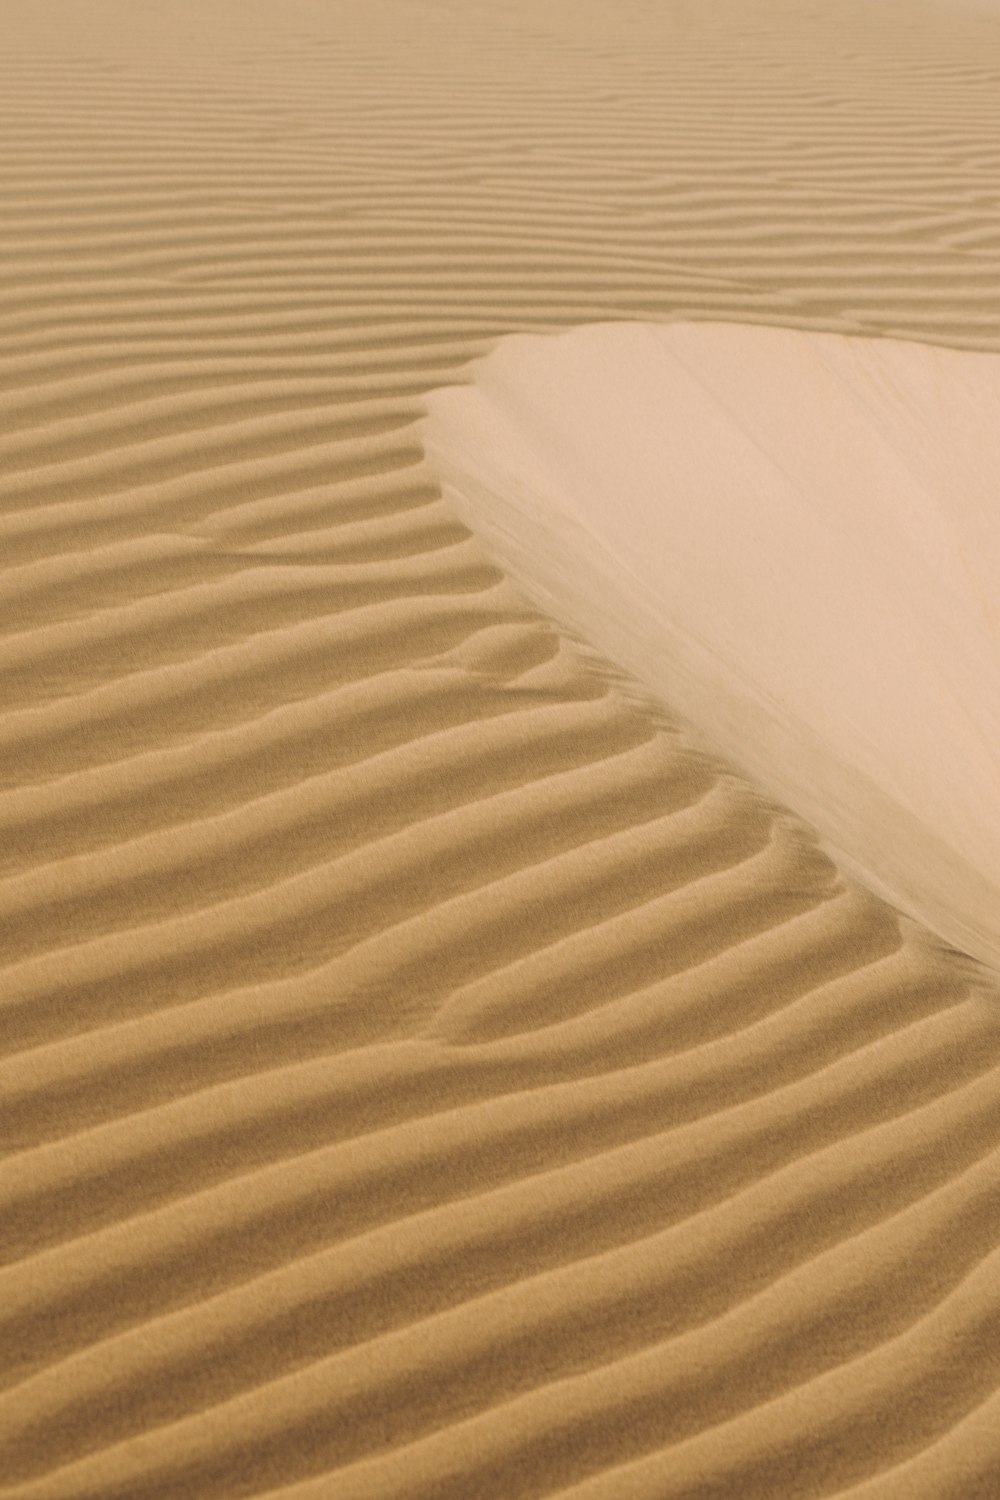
[422,321,1000,971]
[5,0,1000,1498]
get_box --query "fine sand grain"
[4,1,1000,1497]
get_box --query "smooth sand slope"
[3,0,1000,1497]
[422,321,1000,972]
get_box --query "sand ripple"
[4,0,1000,1496]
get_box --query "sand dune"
[4,0,1000,1496]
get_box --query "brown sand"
[3,1,1000,1497]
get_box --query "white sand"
[423,322,1000,971]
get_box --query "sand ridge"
[4,0,1000,1496]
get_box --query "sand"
[3,0,1000,1497]
[421,321,1000,973]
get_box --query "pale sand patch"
[422,321,1000,972]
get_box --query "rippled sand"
[4,1,1000,1497]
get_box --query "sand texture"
[423,321,1000,972]
[4,1,1000,1497]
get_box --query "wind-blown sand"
[422,321,1000,972]
[4,0,1000,1497]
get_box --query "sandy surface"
[422,321,1000,972]
[3,1,1000,1497]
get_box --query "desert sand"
[3,1,1000,1497]
[422,321,1000,972]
